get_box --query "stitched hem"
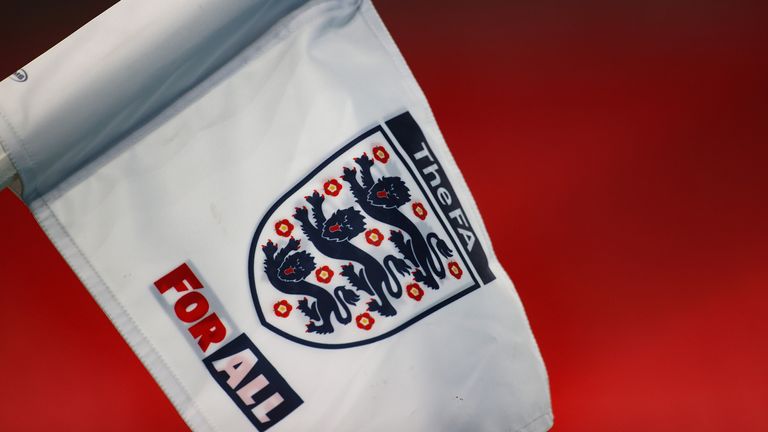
[29,198,218,432]
[0,110,29,197]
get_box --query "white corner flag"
[0,1,552,430]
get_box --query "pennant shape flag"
[0,1,552,430]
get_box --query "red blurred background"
[1,1,767,430]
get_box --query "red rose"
[274,219,294,237]
[365,228,384,246]
[315,265,334,283]
[372,145,390,163]
[406,283,424,301]
[412,202,428,220]
[323,179,342,196]
[356,312,375,330]
[447,261,463,279]
[273,300,292,318]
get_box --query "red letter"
[174,291,210,323]
[189,313,227,353]
[154,263,203,294]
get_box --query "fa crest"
[249,112,495,348]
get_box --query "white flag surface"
[0,1,552,430]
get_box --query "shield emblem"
[248,113,493,348]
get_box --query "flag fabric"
[0,1,552,430]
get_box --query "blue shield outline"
[248,112,490,349]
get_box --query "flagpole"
[0,147,17,190]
